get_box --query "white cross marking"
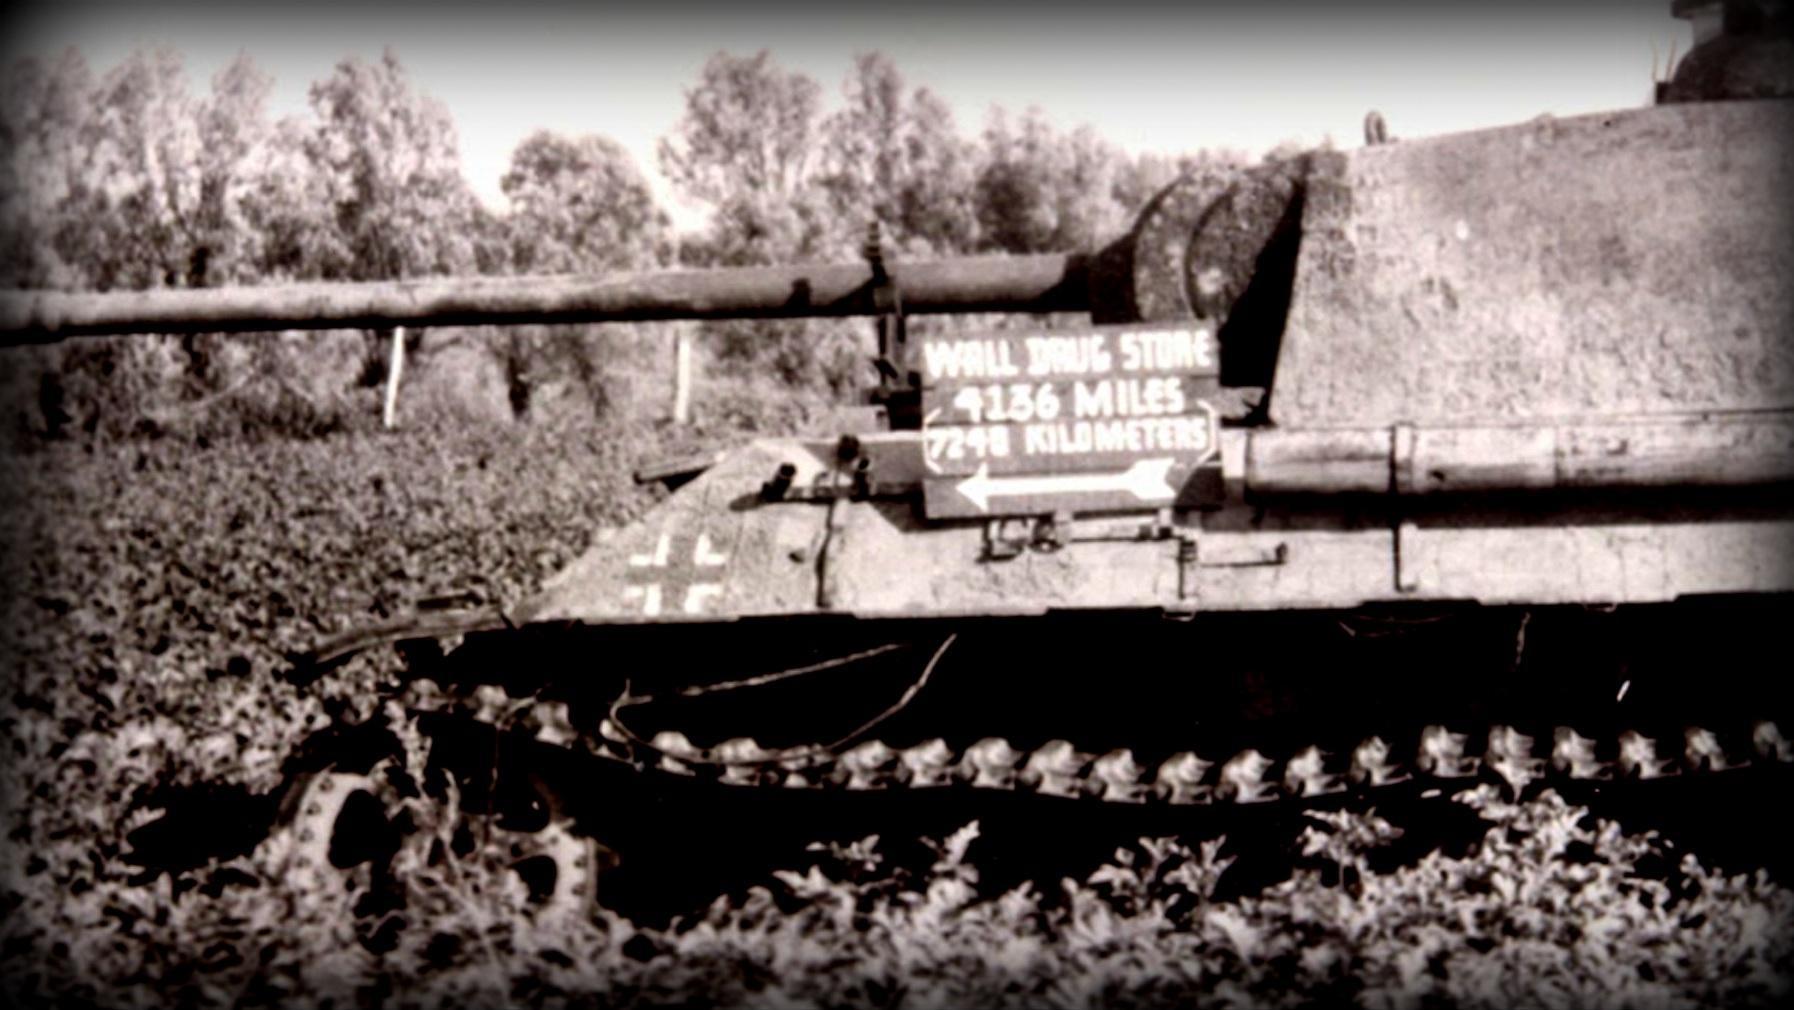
[693,532,729,567]
[683,583,724,614]
[624,527,731,615]
[623,584,663,616]
[629,532,671,568]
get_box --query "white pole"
[672,326,692,425]
[382,326,406,429]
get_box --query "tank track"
[284,617,1794,925]
[429,619,1794,805]
[497,689,1793,804]
[285,681,1790,925]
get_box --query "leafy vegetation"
[2,423,1791,1008]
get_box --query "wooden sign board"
[920,322,1221,518]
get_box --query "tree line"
[0,45,1246,437]
[2,46,1224,288]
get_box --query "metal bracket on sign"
[1394,519,1420,593]
[982,518,1032,560]
[815,493,851,610]
[807,436,866,609]
[1389,420,1418,496]
[1175,530,1202,603]
[983,508,1184,561]
[1389,422,1420,593]
[864,222,917,426]
[1201,541,1289,567]
[1034,510,1074,551]
[1177,520,1288,605]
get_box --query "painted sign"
[920,323,1221,517]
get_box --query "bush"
[6,314,856,452]
[572,791,1791,1009]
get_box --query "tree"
[290,49,490,397]
[238,114,338,283]
[660,49,821,207]
[188,54,277,287]
[302,48,480,282]
[2,48,289,293]
[490,131,670,421]
[817,53,979,257]
[660,50,830,267]
[501,130,667,274]
[54,48,205,292]
[0,49,94,290]
[973,108,1133,254]
[2,49,297,437]
[1112,152,1170,221]
[657,50,862,395]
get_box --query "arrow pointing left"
[955,457,1178,513]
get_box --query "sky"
[5,1,1689,232]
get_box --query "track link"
[501,688,1793,806]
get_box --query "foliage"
[59,48,205,292]
[659,50,823,211]
[0,46,498,439]
[501,130,669,275]
[817,53,981,258]
[974,108,1135,255]
[1,377,1790,1010]
[0,49,95,290]
[3,40,1239,440]
[659,47,1179,268]
[489,130,673,421]
[1,422,1790,1007]
[1,48,271,293]
[0,423,625,1007]
[301,49,483,283]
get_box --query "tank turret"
[1658,0,1794,103]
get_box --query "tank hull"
[516,432,1794,626]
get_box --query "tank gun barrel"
[0,254,1091,344]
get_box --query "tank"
[6,3,1792,919]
